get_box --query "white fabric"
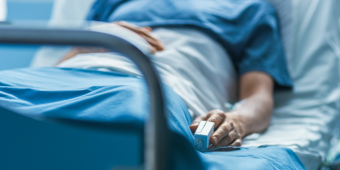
[0,0,6,21]
[30,0,96,67]
[49,0,96,25]
[59,26,238,117]
[243,0,340,170]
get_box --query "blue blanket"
[0,68,305,169]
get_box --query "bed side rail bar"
[0,27,168,170]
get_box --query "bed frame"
[0,27,169,170]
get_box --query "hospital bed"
[1,0,340,169]
[0,22,306,170]
[0,25,184,170]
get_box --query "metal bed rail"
[0,27,168,170]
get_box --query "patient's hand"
[56,47,108,65]
[115,21,164,54]
[56,21,164,65]
[189,110,244,147]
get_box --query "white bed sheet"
[243,0,340,169]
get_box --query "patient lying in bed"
[56,0,293,149]
[0,0,309,169]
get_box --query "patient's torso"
[150,28,237,116]
[59,27,237,117]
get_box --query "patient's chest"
[109,0,257,25]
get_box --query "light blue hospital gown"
[88,0,293,89]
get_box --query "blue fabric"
[87,0,293,89]
[0,67,193,140]
[0,67,305,169]
[199,147,305,170]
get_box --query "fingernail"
[213,137,218,144]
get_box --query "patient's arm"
[190,71,274,147]
[56,47,108,65]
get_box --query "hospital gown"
[88,0,293,89]
[59,26,237,117]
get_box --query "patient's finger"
[192,111,213,124]
[189,116,205,132]
[122,26,164,52]
[121,25,148,35]
[117,22,152,36]
[191,111,216,126]
[116,21,138,29]
[214,131,239,147]
[116,22,164,51]
[145,27,152,32]
[206,110,226,128]
[230,138,242,147]
[210,122,234,145]
[140,35,164,51]
[116,22,153,36]
[74,47,108,54]
[150,47,156,54]
[191,116,205,125]
[138,31,164,50]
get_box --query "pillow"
[31,0,96,67]
[0,0,6,21]
[49,0,96,25]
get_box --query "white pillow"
[0,0,6,21]
[31,0,96,67]
[49,0,96,25]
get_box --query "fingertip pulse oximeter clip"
[194,121,215,152]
